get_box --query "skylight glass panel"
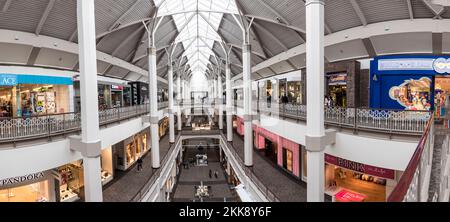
[154,0,238,74]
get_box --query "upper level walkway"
[0,103,168,144]
[235,100,430,136]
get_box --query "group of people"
[324,95,335,107]
[209,169,219,179]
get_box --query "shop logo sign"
[0,74,17,86]
[0,172,45,187]
[433,58,450,74]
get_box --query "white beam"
[254,0,289,25]
[231,18,450,81]
[2,0,12,12]
[0,29,168,84]
[108,0,142,31]
[35,0,56,36]
[252,21,288,50]
[422,0,445,18]
[349,0,368,26]
[407,0,414,20]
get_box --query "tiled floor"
[102,134,176,202]
[172,141,239,202]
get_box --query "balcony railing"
[0,103,167,143]
[387,114,434,202]
[235,100,430,135]
[220,133,280,202]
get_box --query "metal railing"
[131,134,182,202]
[220,133,280,202]
[387,114,434,202]
[0,103,168,143]
[158,101,169,110]
[236,100,430,135]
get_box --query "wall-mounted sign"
[325,154,395,179]
[0,74,17,86]
[0,172,46,188]
[111,85,124,90]
[378,58,435,71]
[327,73,347,86]
[0,74,73,86]
[433,57,450,74]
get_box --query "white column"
[177,75,182,131]
[226,63,233,142]
[305,0,325,202]
[77,0,102,202]
[218,73,223,130]
[148,45,160,169]
[168,64,175,143]
[243,44,253,167]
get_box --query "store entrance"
[328,85,347,108]
[0,87,13,117]
[264,138,277,164]
[434,76,450,118]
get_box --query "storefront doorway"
[327,72,347,108]
[264,138,277,164]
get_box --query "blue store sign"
[370,55,450,110]
[0,74,73,86]
[0,74,17,86]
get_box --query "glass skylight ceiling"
[154,0,238,75]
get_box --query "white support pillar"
[168,63,175,143]
[148,45,160,169]
[305,0,325,202]
[76,0,102,202]
[177,75,182,131]
[243,44,253,167]
[218,73,223,130]
[226,63,233,142]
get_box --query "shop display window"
[58,162,83,202]
[287,81,302,104]
[0,87,13,117]
[0,181,50,202]
[388,77,431,111]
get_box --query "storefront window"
[282,148,293,172]
[389,77,431,111]
[327,73,347,108]
[111,85,124,108]
[59,162,83,202]
[287,81,302,104]
[0,181,50,202]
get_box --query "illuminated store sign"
[325,154,395,179]
[433,58,450,74]
[0,172,46,187]
[0,74,17,86]
[378,57,450,74]
[378,58,434,71]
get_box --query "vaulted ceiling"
[0,0,448,82]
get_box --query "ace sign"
[0,74,17,86]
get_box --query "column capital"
[305,0,325,6]
[305,129,336,152]
[147,47,157,55]
[69,136,101,158]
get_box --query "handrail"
[387,114,434,202]
[220,133,280,202]
[235,100,429,135]
[0,103,168,143]
[130,134,182,202]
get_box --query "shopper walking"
[137,157,143,171]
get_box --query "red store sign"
[325,154,395,180]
